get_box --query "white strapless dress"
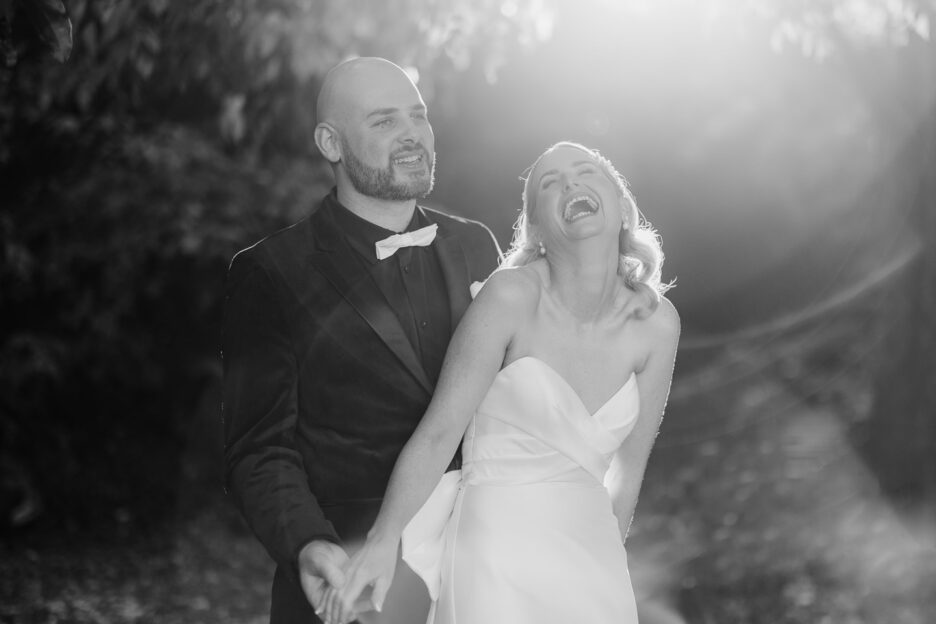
[402,356,640,624]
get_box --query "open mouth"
[562,194,599,223]
[392,151,425,167]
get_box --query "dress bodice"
[402,356,643,609]
[461,356,640,488]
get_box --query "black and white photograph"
[2,1,935,623]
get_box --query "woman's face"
[529,145,622,250]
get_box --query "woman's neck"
[546,242,622,323]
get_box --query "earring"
[538,241,546,256]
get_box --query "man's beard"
[340,138,435,201]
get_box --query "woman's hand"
[323,534,400,624]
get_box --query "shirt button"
[403,265,410,273]
[420,320,428,329]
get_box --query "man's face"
[339,70,436,201]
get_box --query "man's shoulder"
[229,215,314,273]
[421,205,502,275]
[421,205,500,257]
[422,205,492,236]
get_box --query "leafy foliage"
[0,0,73,66]
[753,0,932,58]
[0,0,554,531]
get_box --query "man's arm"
[221,250,341,583]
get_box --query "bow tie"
[374,223,438,260]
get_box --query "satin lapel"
[307,209,433,395]
[431,221,472,328]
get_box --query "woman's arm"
[325,268,538,622]
[371,269,535,540]
[605,297,680,542]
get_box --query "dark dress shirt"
[331,195,451,386]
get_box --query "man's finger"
[317,557,347,590]
[323,586,340,624]
[339,571,370,621]
[313,586,329,620]
[371,576,390,613]
[336,592,352,624]
[301,575,325,613]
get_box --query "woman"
[324,141,679,623]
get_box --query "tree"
[733,0,936,509]
[771,0,936,510]
[0,0,556,531]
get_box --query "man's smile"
[392,149,428,169]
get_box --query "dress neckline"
[501,356,637,418]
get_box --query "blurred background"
[2,0,935,622]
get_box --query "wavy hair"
[501,141,671,316]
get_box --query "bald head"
[313,57,436,210]
[316,57,420,128]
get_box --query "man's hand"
[298,540,350,617]
[325,534,399,624]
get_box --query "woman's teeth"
[562,195,598,222]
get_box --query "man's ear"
[314,123,341,163]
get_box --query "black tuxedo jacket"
[222,194,500,623]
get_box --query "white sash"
[400,470,462,600]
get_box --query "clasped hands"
[299,536,400,624]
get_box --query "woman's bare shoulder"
[474,265,543,310]
[644,295,681,346]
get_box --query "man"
[222,57,500,624]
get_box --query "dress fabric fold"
[402,357,641,624]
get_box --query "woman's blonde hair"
[501,141,671,317]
